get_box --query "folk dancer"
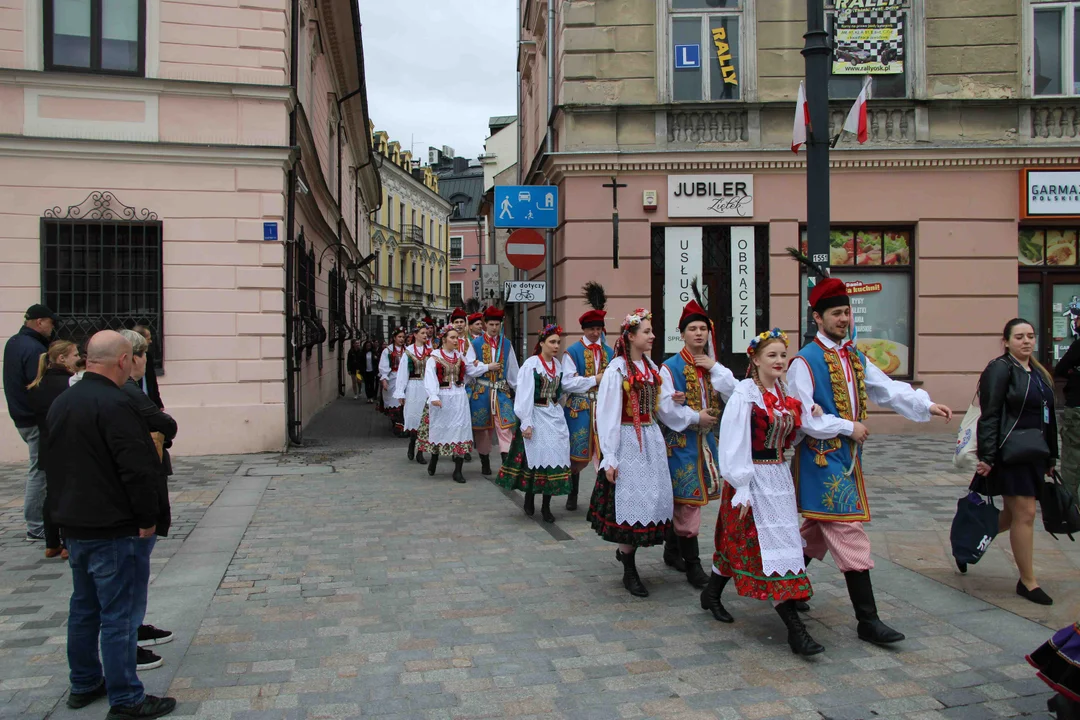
[449,308,474,460]
[787,269,952,644]
[658,298,737,588]
[418,325,486,483]
[704,329,825,657]
[498,324,596,523]
[586,309,684,598]
[393,322,433,464]
[378,327,407,437]
[468,312,484,342]
[562,282,612,511]
[466,306,519,476]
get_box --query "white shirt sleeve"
[514,357,536,430]
[465,357,490,379]
[423,357,441,403]
[717,385,755,508]
[505,344,520,390]
[658,365,700,433]
[560,357,596,394]
[465,342,478,367]
[787,356,854,439]
[378,349,391,381]
[393,353,410,400]
[596,358,625,472]
[864,360,934,422]
[710,362,739,403]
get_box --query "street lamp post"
[802,0,832,347]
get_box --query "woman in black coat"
[27,340,80,558]
[972,318,1057,605]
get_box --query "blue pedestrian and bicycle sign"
[494,186,559,229]
[674,44,700,69]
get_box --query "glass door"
[1050,280,1080,366]
[1019,283,1042,358]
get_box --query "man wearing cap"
[561,307,612,511]
[450,308,470,353]
[658,300,738,588]
[3,304,58,540]
[467,313,484,342]
[788,276,951,645]
[465,306,519,476]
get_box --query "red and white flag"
[791,81,809,153]
[842,76,872,143]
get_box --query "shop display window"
[1018,227,1080,366]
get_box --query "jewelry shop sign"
[1023,169,1080,219]
[668,175,754,219]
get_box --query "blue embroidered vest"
[662,350,721,506]
[468,334,517,430]
[563,339,612,463]
[792,340,871,522]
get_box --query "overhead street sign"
[505,229,546,271]
[494,185,559,229]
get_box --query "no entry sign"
[505,229,546,271]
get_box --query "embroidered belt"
[476,378,510,393]
[568,390,597,402]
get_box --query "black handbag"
[1040,470,1080,541]
[950,491,999,566]
[997,369,1050,465]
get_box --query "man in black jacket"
[47,330,176,720]
[3,304,57,540]
[1056,312,1080,499]
[134,326,164,409]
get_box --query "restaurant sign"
[668,175,754,219]
[1023,169,1080,219]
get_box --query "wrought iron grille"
[293,231,325,360]
[41,191,163,359]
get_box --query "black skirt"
[970,459,1046,498]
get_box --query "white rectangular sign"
[479,265,501,299]
[668,174,754,219]
[503,281,546,303]
[730,226,757,350]
[1025,170,1080,217]
[664,226,703,354]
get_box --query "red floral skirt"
[712,483,812,602]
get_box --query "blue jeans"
[66,536,155,708]
[17,426,45,535]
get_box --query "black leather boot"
[501,452,508,465]
[465,453,473,463]
[541,495,555,523]
[699,572,734,623]
[523,493,535,517]
[452,458,466,484]
[845,570,905,644]
[663,526,687,573]
[775,600,825,656]
[565,473,579,511]
[616,549,648,597]
[427,452,439,476]
[679,536,709,589]
[794,555,812,612]
[416,449,426,464]
[407,436,416,461]
[479,454,492,476]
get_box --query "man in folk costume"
[659,293,737,588]
[787,256,952,645]
[468,313,484,342]
[562,282,613,511]
[466,306,519,476]
[450,308,470,353]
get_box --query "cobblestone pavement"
[0,399,1065,719]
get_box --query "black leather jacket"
[977,355,1058,465]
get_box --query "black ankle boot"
[479,454,492,476]
[427,453,439,476]
[452,458,466,483]
[523,493,535,516]
[699,572,734,623]
[541,495,555,523]
[616,549,648,597]
[416,450,426,464]
[663,527,686,573]
[407,436,416,461]
[845,570,904,644]
[566,473,579,511]
[679,536,709,589]
[465,453,473,463]
[775,600,825,656]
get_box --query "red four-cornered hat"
[467,313,483,324]
[678,300,711,332]
[450,307,467,320]
[809,277,850,313]
[483,306,504,321]
[578,309,607,328]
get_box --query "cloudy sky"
[361,0,518,162]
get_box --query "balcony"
[1022,99,1080,141]
[402,225,424,246]
[402,283,424,302]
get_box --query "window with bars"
[41,218,163,359]
[449,281,464,307]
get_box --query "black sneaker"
[137,624,174,647]
[25,530,44,542]
[66,681,107,709]
[106,695,177,719]
[136,647,163,671]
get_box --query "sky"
[361,0,518,163]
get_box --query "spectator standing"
[133,326,164,409]
[346,340,362,399]
[3,303,58,540]
[1055,312,1080,500]
[48,330,176,719]
[361,341,379,403]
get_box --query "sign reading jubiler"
[494,186,559,229]
[668,175,754,218]
[1023,169,1080,219]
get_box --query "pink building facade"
[0,0,379,460]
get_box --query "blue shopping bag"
[950,491,999,567]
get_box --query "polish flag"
[791,81,809,153]
[843,76,872,143]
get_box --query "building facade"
[440,158,496,307]
[0,0,379,460]
[518,0,1080,433]
[367,133,452,338]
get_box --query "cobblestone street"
[0,399,1071,719]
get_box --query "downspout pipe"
[517,0,525,358]
[285,0,302,446]
[543,0,555,321]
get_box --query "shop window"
[669,1,742,102]
[449,235,463,261]
[44,0,145,76]
[1032,2,1080,95]
[1018,228,1080,365]
[826,0,909,99]
[799,227,914,378]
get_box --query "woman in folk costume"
[417,324,485,483]
[786,249,952,645]
[498,324,596,522]
[466,306,519,475]
[587,309,685,598]
[703,329,826,657]
[562,282,613,512]
[379,327,407,437]
[393,322,433,464]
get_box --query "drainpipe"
[543,0,555,321]
[285,0,303,445]
[516,0,526,358]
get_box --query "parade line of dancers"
[371,277,954,657]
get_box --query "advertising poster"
[832,0,905,76]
